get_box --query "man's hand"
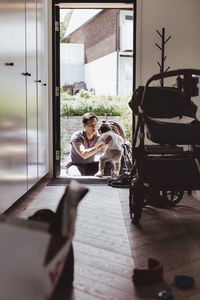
[96,142,104,150]
[96,135,111,149]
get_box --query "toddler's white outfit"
[95,131,124,177]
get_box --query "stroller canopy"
[129,86,197,119]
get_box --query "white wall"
[120,10,133,52]
[84,52,117,95]
[61,63,84,86]
[119,56,133,95]
[60,43,84,86]
[60,43,84,64]
[137,0,200,86]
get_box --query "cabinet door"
[26,0,38,189]
[0,0,27,212]
[37,0,49,179]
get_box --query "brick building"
[62,9,133,95]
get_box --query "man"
[66,112,113,176]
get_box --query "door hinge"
[56,150,60,161]
[56,86,60,97]
[55,21,59,32]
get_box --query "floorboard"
[118,188,200,300]
[6,178,200,300]
[6,181,135,299]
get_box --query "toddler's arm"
[117,135,125,145]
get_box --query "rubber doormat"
[47,177,108,186]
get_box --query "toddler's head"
[98,123,112,135]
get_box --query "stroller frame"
[129,69,200,224]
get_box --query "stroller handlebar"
[147,69,200,86]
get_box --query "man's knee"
[66,165,81,176]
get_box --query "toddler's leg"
[112,150,123,176]
[114,162,121,175]
[99,155,108,175]
[95,155,108,177]
[95,151,111,177]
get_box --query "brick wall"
[69,9,120,64]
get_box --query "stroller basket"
[137,155,200,190]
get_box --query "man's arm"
[72,141,102,159]
[72,135,112,159]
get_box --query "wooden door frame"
[52,0,137,177]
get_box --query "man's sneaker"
[110,174,132,188]
[95,171,103,178]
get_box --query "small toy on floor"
[174,275,195,287]
[158,289,173,300]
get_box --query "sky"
[60,9,71,22]
[60,9,102,37]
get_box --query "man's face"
[83,117,98,135]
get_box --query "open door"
[52,3,61,177]
[52,0,136,177]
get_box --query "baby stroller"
[100,119,132,174]
[129,69,200,224]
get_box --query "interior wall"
[136,0,200,86]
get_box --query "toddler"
[95,123,124,178]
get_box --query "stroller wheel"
[132,205,142,225]
[129,179,144,224]
[162,190,184,206]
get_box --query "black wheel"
[131,204,142,224]
[161,190,184,207]
[129,179,144,224]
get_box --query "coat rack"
[155,27,172,86]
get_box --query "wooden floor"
[5,178,200,300]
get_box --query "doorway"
[52,1,136,177]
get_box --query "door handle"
[5,62,14,66]
[35,80,42,83]
[22,72,31,76]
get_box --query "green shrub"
[60,93,131,117]
[61,103,121,116]
[77,89,92,98]
[121,114,132,144]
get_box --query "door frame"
[52,0,137,177]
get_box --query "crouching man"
[66,112,113,176]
